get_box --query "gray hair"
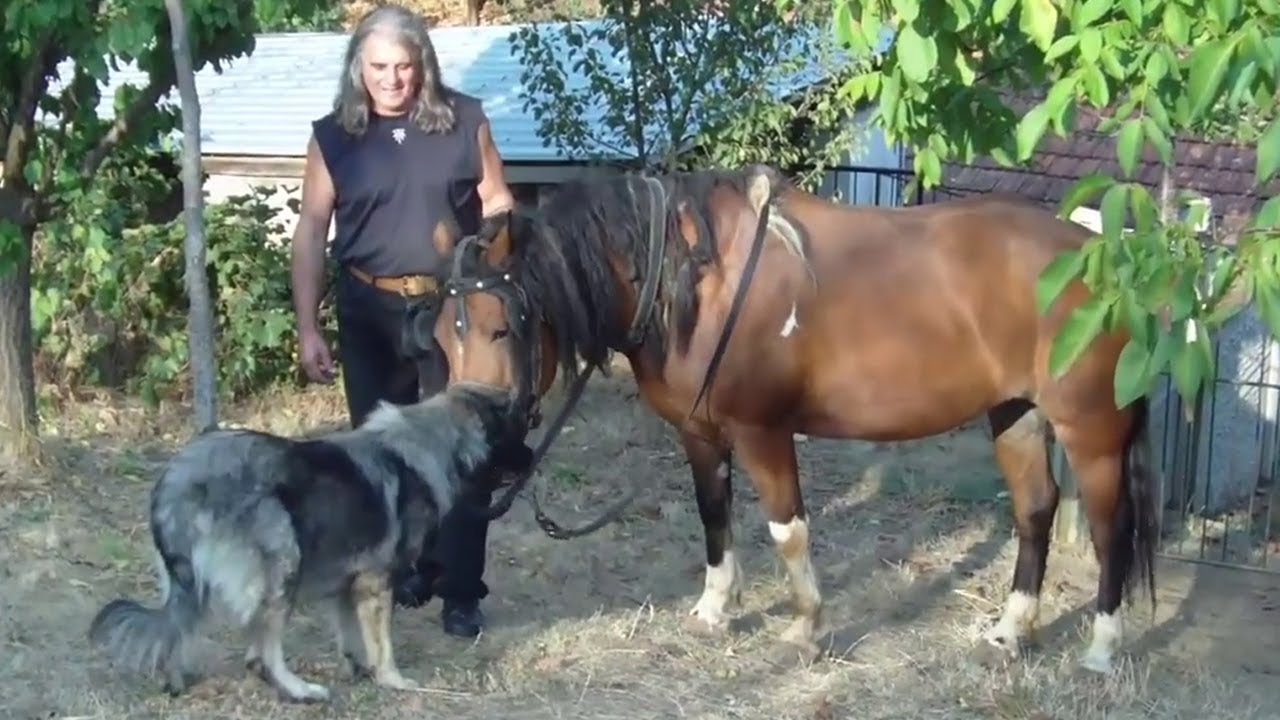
[334,4,457,135]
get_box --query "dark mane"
[499,164,790,387]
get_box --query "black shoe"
[392,570,435,609]
[441,600,484,637]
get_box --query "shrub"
[32,146,337,405]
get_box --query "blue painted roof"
[45,19,893,163]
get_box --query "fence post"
[1051,439,1088,546]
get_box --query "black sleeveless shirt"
[311,92,486,278]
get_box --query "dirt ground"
[3,365,1279,720]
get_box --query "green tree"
[811,0,1280,409]
[0,0,323,460]
[510,0,866,186]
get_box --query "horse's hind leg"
[1052,400,1156,674]
[982,399,1058,656]
[732,426,821,660]
[681,430,742,634]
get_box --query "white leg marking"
[690,549,741,631]
[768,518,822,647]
[982,590,1040,652]
[1080,611,1123,673]
[779,303,799,337]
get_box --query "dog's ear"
[496,440,534,475]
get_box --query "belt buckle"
[399,275,415,297]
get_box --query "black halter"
[440,227,543,431]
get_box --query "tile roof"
[915,93,1280,239]
[45,19,869,164]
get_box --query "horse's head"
[432,211,552,434]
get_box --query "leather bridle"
[442,174,668,538]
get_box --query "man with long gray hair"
[289,3,518,639]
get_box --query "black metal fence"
[819,162,1280,574]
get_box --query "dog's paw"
[342,652,372,680]
[280,681,331,704]
[375,671,420,692]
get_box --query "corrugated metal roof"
[45,19,891,163]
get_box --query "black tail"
[1121,396,1159,611]
[88,553,205,694]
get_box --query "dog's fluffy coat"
[88,383,530,702]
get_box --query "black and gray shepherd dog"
[87,383,533,703]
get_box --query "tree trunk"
[165,0,217,434]
[0,193,38,463]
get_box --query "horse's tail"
[1121,395,1159,611]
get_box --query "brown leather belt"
[348,266,439,296]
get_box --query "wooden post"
[1051,439,1088,546]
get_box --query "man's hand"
[299,326,336,384]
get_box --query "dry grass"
[2,365,1279,720]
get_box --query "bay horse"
[429,164,1158,674]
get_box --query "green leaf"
[1080,27,1102,63]
[1169,324,1214,403]
[833,2,861,52]
[1113,337,1153,407]
[1016,103,1050,161]
[896,24,938,82]
[1252,196,1280,230]
[1060,174,1117,218]
[1142,116,1172,165]
[1257,280,1280,341]
[1019,0,1060,52]
[1120,0,1142,24]
[1187,35,1241,122]
[1162,4,1189,45]
[891,0,920,23]
[993,0,1019,23]
[1256,116,1280,185]
[1075,0,1111,28]
[1036,248,1085,314]
[1100,182,1129,240]
[1049,294,1116,378]
[1045,34,1079,62]
[1116,119,1143,178]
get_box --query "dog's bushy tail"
[88,547,205,691]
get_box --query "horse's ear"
[675,200,699,251]
[432,220,457,257]
[481,210,514,263]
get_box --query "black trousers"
[333,267,492,605]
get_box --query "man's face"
[360,32,417,114]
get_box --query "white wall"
[203,171,308,246]
[815,106,906,207]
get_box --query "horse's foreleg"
[733,427,822,658]
[983,401,1057,656]
[681,430,740,634]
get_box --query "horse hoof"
[682,610,730,636]
[969,639,1017,668]
[1079,650,1115,675]
[767,638,822,669]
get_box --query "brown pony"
[431,164,1157,674]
